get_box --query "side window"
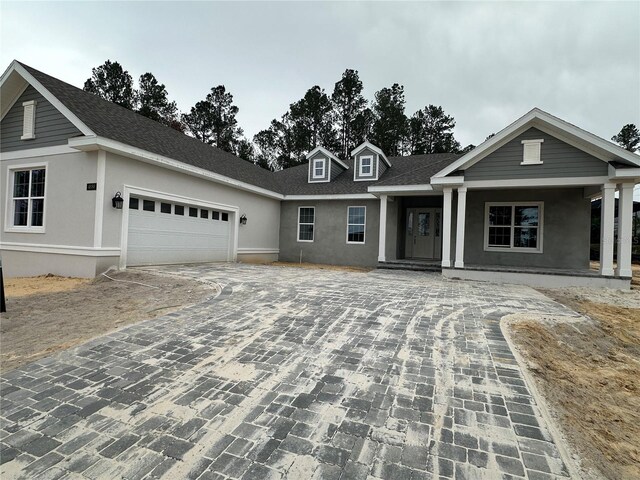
[298,207,315,242]
[10,167,46,229]
[347,206,366,243]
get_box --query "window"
[347,206,366,243]
[143,200,155,212]
[200,209,209,219]
[160,202,172,214]
[418,212,429,236]
[212,210,220,220]
[221,212,229,222]
[313,158,326,179]
[521,139,544,165]
[175,205,184,215]
[189,207,198,217]
[21,100,36,140]
[485,203,543,252]
[10,167,45,229]
[359,156,373,177]
[129,197,139,210]
[298,207,315,242]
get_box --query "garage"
[126,196,232,266]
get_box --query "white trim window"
[485,202,543,252]
[347,206,366,244]
[298,206,315,242]
[312,158,326,179]
[9,166,46,231]
[521,139,544,165]
[359,155,373,177]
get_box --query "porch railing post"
[600,183,616,276]
[441,188,453,268]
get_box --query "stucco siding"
[279,200,379,267]
[463,188,590,269]
[1,85,82,152]
[464,127,608,180]
[102,153,281,253]
[0,151,98,247]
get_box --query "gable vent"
[521,139,543,165]
[21,100,37,140]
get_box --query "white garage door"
[126,196,232,266]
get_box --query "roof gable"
[351,141,391,167]
[305,146,349,170]
[433,108,640,179]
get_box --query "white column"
[455,187,467,268]
[615,183,634,277]
[600,183,616,276]
[441,188,453,267]
[378,194,388,262]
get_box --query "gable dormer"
[306,146,349,183]
[351,142,392,181]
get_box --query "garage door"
[126,196,231,266]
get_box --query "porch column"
[615,183,634,277]
[378,194,388,262]
[455,187,467,268]
[599,183,616,276]
[441,188,453,267]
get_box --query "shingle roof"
[18,61,461,197]
[19,62,283,193]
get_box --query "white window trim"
[346,206,366,244]
[521,139,544,165]
[312,158,326,179]
[359,155,374,177]
[21,100,37,140]
[297,206,315,243]
[4,162,48,234]
[483,202,544,253]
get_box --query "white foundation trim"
[0,242,120,257]
[237,248,279,254]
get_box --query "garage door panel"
[127,199,231,266]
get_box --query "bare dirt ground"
[508,271,640,480]
[0,270,214,373]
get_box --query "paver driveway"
[0,264,577,480]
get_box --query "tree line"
[82,60,640,171]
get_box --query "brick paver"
[0,264,577,479]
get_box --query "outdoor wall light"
[239,214,247,225]
[112,192,124,209]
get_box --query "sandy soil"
[0,270,214,373]
[509,282,640,480]
[271,261,371,272]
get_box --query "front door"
[405,208,442,260]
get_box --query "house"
[2,61,639,289]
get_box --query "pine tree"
[612,124,640,152]
[254,113,304,170]
[408,105,460,154]
[83,60,136,109]
[137,73,180,128]
[371,84,408,156]
[332,69,368,159]
[289,86,337,153]
[182,86,242,153]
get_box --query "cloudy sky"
[1,1,639,150]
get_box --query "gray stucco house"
[2,61,639,289]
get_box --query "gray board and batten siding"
[354,147,382,180]
[463,127,608,180]
[1,85,82,152]
[308,151,330,182]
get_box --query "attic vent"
[521,139,543,165]
[21,100,37,140]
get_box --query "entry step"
[377,261,442,272]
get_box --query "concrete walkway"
[0,264,576,479]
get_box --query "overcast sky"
[1,1,639,150]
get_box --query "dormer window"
[313,158,326,179]
[21,100,37,140]
[521,139,544,165]
[359,156,373,177]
